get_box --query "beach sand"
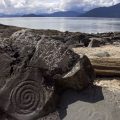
[73,45,120,58]
[58,78,120,120]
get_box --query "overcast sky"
[0,0,120,14]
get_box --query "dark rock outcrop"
[65,34,90,47]
[88,38,107,47]
[0,27,95,120]
[96,32,120,45]
[88,38,100,47]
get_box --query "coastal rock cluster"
[0,24,120,120]
[0,24,95,120]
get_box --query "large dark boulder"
[30,37,95,90]
[0,67,58,120]
[30,37,79,80]
[59,55,95,90]
[0,28,95,120]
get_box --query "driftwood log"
[90,58,120,77]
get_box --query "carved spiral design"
[11,80,43,114]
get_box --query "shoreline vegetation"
[0,24,120,120]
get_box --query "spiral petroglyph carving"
[10,80,44,114]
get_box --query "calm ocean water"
[0,17,120,33]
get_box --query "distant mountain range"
[22,11,81,17]
[0,3,120,18]
[0,14,21,17]
[22,14,44,17]
[80,3,120,18]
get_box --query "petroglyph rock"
[0,27,95,120]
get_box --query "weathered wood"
[90,58,120,77]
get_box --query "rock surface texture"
[0,25,95,120]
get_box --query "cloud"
[0,0,120,14]
[60,0,120,11]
